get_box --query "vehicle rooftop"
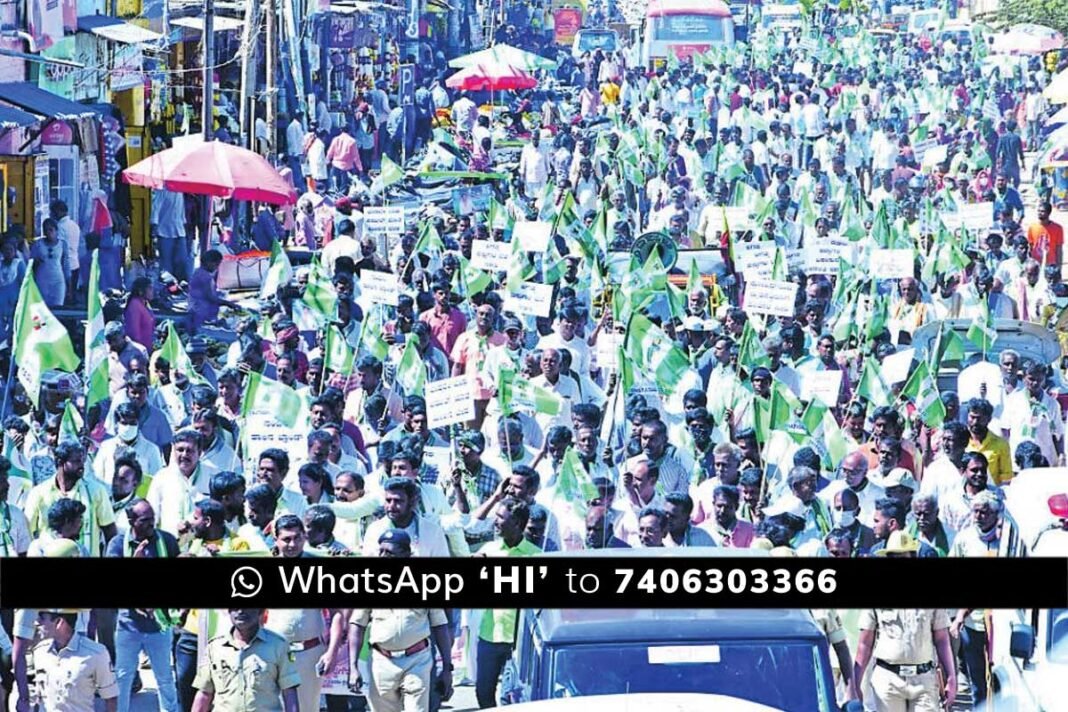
[531,609,823,645]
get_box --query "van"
[989,608,1068,711]
[500,607,852,711]
[494,692,786,712]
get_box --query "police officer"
[852,600,958,712]
[191,609,300,712]
[347,530,454,712]
[32,609,119,712]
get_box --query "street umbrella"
[1041,146,1068,168]
[1045,68,1068,104]
[122,139,298,205]
[991,23,1064,55]
[445,63,538,92]
[448,43,557,71]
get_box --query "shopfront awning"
[169,16,246,32]
[0,105,39,128]
[77,14,164,44]
[0,83,98,119]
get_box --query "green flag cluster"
[13,270,79,407]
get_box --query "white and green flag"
[372,154,404,193]
[624,313,692,400]
[13,269,79,407]
[395,339,427,395]
[900,359,946,428]
[156,322,206,384]
[84,250,109,408]
[498,368,562,416]
[241,371,305,428]
[260,240,294,300]
[323,325,354,376]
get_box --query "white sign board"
[426,376,476,428]
[470,240,512,273]
[912,138,938,163]
[957,202,994,231]
[242,402,311,474]
[513,220,553,252]
[722,206,753,232]
[801,369,843,407]
[363,206,406,238]
[734,241,777,277]
[359,270,399,306]
[744,279,798,318]
[504,282,554,317]
[596,332,622,370]
[421,445,452,475]
[869,249,915,280]
[804,237,851,275]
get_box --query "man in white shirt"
[1001,363,1065,467]
[145,430,219,537]
[519,130,550,198]
[361,477,450,557]
[321,218,361,278]
[93,402,164,485]
[535,305,592,378]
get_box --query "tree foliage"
[979,0,1068,37]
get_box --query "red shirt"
[1027,220,1064,265]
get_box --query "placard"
[957,202,994,231]
[363,206,406,239]
[734,241,777,278]
[801,369,843,407]
[743,279,798,318]
[595,332,622,370]
[513,220,553,252]
[869,249,915,280]
[912,137,938,163]
[426,376,476,428]
[421,445,452,475]
[359,270,399,306]
[803,237,850,275]
[504,282,554,317]
[470,240,511,273]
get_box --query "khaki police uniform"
[193,626,301,712]
[265,609,327,712]
[859,609,949,712]
[32,633,119,712]
[351,608,447,712]
[811,609,849,703]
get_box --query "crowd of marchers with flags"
[4,4,1068,712]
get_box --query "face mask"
[118,423,138,443]
[832,508,856,528]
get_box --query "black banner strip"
[3,557,1066,608]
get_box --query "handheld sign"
[470,240,512,273]
[513,220,553,252]
[869,249,915,280]
[744,279,798,318]
[504,282,554,317]
[359,270,400,306]
[426,376,476,428]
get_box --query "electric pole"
[266,0,277,158]
[202,0,215,140]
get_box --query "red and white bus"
[641,0,735,69]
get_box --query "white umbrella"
[448,43,557,71]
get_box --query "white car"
[493,692,786,711]
[571,28,619,59]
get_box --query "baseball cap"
[682,315,706,332]
[379,529,412,547]
[502,316,523,332]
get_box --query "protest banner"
[426,376,476,428]
[471,240,512,273]
[734,241,777,277]
[801,369,843,407]
[359,270,400,306]
[363,205,406,255]
[722,206,753,232]
[880,348,916,386]
[869,249,915,279]
[804,237,850,275]
[958,202,994,231]
[504,282,554,317]
[743,279,798,317]
[513,220,553,252]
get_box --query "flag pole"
[0,351,15,420]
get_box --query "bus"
[641,0,735,70]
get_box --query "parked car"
[571,29,619,59]
[989,608,1068,711]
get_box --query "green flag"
[241,371,304,427]
[372,154,404,192]
[855,356,891,408]
[260,240,294,300]
[966,300,997,353]
[302,258,338,318]
[323,325,354,376]
[414,221,446,256]
[458,255,492,297]
[551,447,598,523]
[395,339,427,396]
[358,304,390,361]
[157,322,205,384]
[13,270,79,407]
[84,251,109,409]
[687,257,702,296]
[59,400,83,445]
[498,369,562,416]
[929,323,967,367]
[900,359,946,428]
[737,319,769,369]
[624,313,692,399]
[754,387,793,445]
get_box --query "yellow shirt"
[969,431,1013,485]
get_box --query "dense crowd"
[3,5,1068,712]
